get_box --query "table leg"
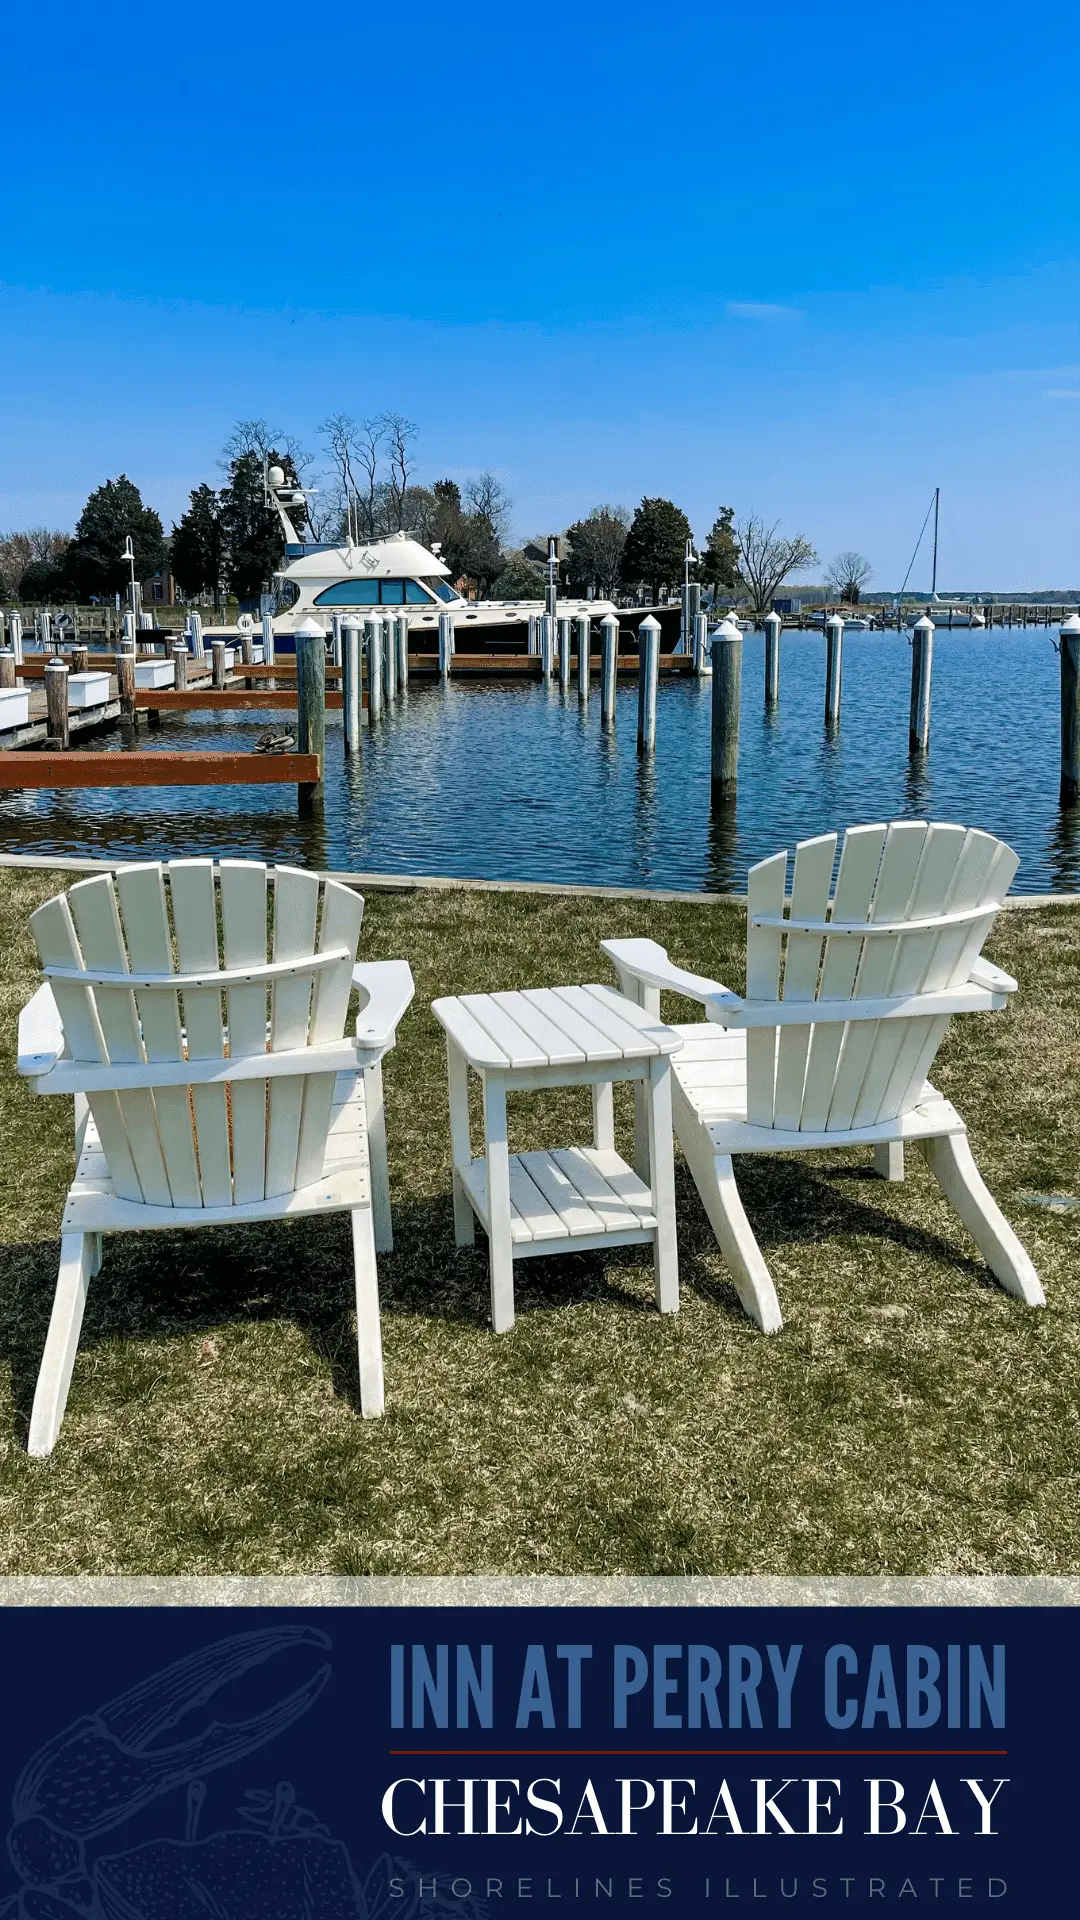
[483,1072,515,1333]
[632,984,660,1181]
[447,1038,475,1246]
[592,1079,615,1150]
[646,1058,679,1313]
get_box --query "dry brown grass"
[0,867,1077,1575]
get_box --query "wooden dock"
[0,751,317,789]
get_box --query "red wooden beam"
[0,752,320,788]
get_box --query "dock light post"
[681,537,701,654]
[764,610,781,705]
[546,537,559,622]
[122,535,139,629]
[1059,613,1080,805]
[909,614,935,755]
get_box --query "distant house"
[772,596,801,615]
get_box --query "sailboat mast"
[931,486,939,596]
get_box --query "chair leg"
[362,1061,393,1254]
[351,1205,385,1417]
[678,1124,784,1332]
[447,1038,476,1248]
[28,1232,94,1457]
[873,1142,905,1182]
[645,1061,679,1314]
[920,1132,1045,1307]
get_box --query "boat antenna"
[931,485,939,596]
[898,489,938,600]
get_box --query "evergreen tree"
[218,449,304,600]
[171,484,226,606]
[700,505,741,595]
[619,497,692,600]
[64,477,164,600]
[18,557,68,601]
[491,553,546,599]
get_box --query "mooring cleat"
[8,1627,331,1891]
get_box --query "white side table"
[431,982,683,1333]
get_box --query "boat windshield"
[425,578,459,604]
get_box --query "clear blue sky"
[3,0,1078,587]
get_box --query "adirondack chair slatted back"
[30,860,364,1207]
[745,822,1018,1133]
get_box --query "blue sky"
[3,0,1079,586]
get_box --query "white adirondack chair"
[16,859,414,1454]
[602,822,1044,1331]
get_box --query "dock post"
[558,616,571,690]
[682,580,702,654]
[637,614,660,755]
[0,649,14,688]
[528,613,540,656]
[8,612,23,665]
[342,618,362,754]
[72,646,89,676]
[188,611,204,661]
[331,614,343,669]
[295,622,326,813]
[396,615,409,688]
[122,612,135,650]
[45,658,69,750]
[825,613,843,726]
[171,641,189,691]
[384,613,397,702]
[39,611,52,652]
[367,618,385,718]
[909,614,934,754]
[438,611,454,681]
[600,613,619,727]
[692,611,709,675]
[262,610,275,666]
[116,647,136,726]
[576,613,590,699]
[212,640,227,690]
[1059,614,1080,804]
[764,609,781,705]
[540,613,555,679]
[710,619,742,800]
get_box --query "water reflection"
[706,797,741,894]
[1047,805,1080,892]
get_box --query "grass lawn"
[0,864,1077,1577]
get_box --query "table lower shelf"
[459,1144,658,1257]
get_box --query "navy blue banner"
[0,1606,1071,1916]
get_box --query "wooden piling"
[367,618,385,716]
[44,658,69,749]
[1060,614,1080,804]
[636,615,660,754]
[188,611,205,660]
[825,613,843,726]
[396,615,409,689]
[600,613,619,727]
[0,649,15,689]
[437,611,454,682]
[710,621,742,798]
[764,609,781,705]
[212,641,227,690]
[71,646,89,675]
[576,613,590,699]
[116,648,136,724]
[909,615,934,754]
[171,642,189,691]
[343,620,362,754]
[295,624,326,811]
[556,617,570,691]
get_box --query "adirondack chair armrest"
[601,937,744,1019]
[968,955,1018,996]
[16,983,65,1080]
[353,960,415,1053]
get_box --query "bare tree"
[463,471,513,546]
[564,505,631,598]
[825,550,873,605]
[380,413,416,530]
[320,414,360,542]
[736,515,818,618]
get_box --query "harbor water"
[0,628,1074,893]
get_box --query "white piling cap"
[914,613,935,630]
[764,609,782,626]
[826,612,845,629]
[717,617,742,637]
[294,616,326,637]
[600,610,620,627]
[1060,613,1080,633]
[639,614,662,632]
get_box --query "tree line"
[2,411,862,616]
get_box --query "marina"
[2,625,1077,892]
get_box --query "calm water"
[2,629,1076,893]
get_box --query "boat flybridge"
[264,466,619,655]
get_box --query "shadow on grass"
[0,1150,1002,1447]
